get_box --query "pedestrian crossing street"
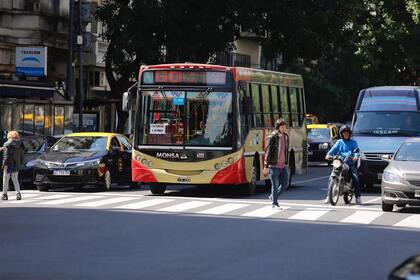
[2,191,420,230]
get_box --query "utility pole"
[66,0,74,100]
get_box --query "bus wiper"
[190,87,213,117]
[158,86,169,103]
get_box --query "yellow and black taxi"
[307,124,339,163]
[34,132,133,191]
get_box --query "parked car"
[34,132,134,191]
[307,123,339,163]
[0,135,58,188]
[381,138,420,212]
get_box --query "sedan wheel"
[382,201,394,212]
[104,170,112,191]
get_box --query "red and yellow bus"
[127,63,307,195]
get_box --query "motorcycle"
[326,149,359,206]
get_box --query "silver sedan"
[381,138,420,212]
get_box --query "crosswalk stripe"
[19,193,43,199]
[393,215,420,229]
[75,197,139,207]
[198,203,249,215]
[340,211,383,224]
[38,195,103,205]
[288,208,330,221]
[6,194,72,204]
[241,206,288,218]
[114,198,174,210]
[157,201,212,212]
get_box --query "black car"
[34,133,133,191]
[0,135,58,188]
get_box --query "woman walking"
[1,131,24,200]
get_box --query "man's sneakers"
[356,197,362,205]
[1,193,21,200]
[2,194,8,200]
[272,202,280,208]
[269,194,273,201]
[16,193,21,200]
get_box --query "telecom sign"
[15,46,47,77]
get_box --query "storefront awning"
[0,80,60,99]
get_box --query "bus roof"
[307,124,329,129]
[139,63,303,88]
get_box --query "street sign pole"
[77,0,84,132]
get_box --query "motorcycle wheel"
[343,192,353,204]
[328,179,340,206]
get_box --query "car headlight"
[319,143,329,150]
[383,170,401,184]
[76,158,101,168]
[26,159,38,168]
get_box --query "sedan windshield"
[353,112,420,137]
[394,142,420,161]
[52,136,108,152]
[140,90,233,147]
[307,128,330,142]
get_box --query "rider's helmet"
[339,125,352,139]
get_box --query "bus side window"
[250,83,263,128]
[261,84,272,128]
[271,85,281,123]
[289,87,299,127]
[238,84,250,143]
[279,86,291,126]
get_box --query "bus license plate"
[54,170,70,176]
[415,190,420,198]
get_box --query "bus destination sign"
[142,70,227,85]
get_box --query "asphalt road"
[1,163,419,280]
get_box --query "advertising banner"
[15,46,47,77]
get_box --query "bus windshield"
[140,90,233,147]
[353,112,420,137]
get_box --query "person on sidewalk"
[1,131,24,201]
[264,119,289,208]
[323,125,362,205]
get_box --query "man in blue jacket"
[324,125,362,204]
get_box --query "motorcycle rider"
[323,125,362,205]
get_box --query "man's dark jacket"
[2,140,24,171]
[265,132,289,167]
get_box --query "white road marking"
[75,197,138,207]
[288,208,330,221]
[114,198,174,210]
[198,203,249,215]
[393,215,420,229]
[241,206,289,218]
[362,197,382,204]
[38,195,103,205]
[18,193,43,199]
[8,194,73,203]
[157,201,212,212]
[340,211,383,224]
[293,176,330,185]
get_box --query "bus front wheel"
[150,183,166,195]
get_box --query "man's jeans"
[269,167,289,204]
[328,164,361,198]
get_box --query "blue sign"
[15,46,47,77]
[173,97,185,106]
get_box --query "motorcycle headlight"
[383,170,401,184]
[76,158,101,168]
[332,159,342,169]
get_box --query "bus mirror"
[122,92,130,112]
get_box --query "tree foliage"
[97,0,420,128]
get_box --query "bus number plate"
[177,176,191,183]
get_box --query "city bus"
[125,63,308,195]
